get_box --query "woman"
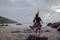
[30,11,42,35]
[30,11,42,29]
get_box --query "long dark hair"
[35,13,39,19]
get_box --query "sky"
[0,0,60,24]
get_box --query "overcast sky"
[0,0,60,24]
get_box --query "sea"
[4,23,47,29]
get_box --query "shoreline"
[0,26,57,40]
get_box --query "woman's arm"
[33,17,36,22]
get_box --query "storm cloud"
[0,0,60,24]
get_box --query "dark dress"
[33,17,42,28]
[30,13,42,29]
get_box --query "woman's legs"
[38,28,41,36]
[35,27,41,36]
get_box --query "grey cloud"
[0,0,60,24]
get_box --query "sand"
[0,26,57,40]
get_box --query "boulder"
[26,35,48,40]
[47,22,60,28]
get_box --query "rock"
[16,23,22,25]
[26,35,48,40]
[57,25,60,31]
[11,31,21,33]
[47,22,60,28]
[40,37,48,40]
[57,28,60,31]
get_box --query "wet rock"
[40,37,48,40]
[11,31,21,33]
[57,25,60,31]
[26,35,48,40]
[16,23,22,25]
[57,28,60,31]
[47,22,60,28]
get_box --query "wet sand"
[0,26,57,40]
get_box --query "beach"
[0,25,58,40]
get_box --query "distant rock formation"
[0,16,22,26]
[0,16,18,23]
[47,22,60,28]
